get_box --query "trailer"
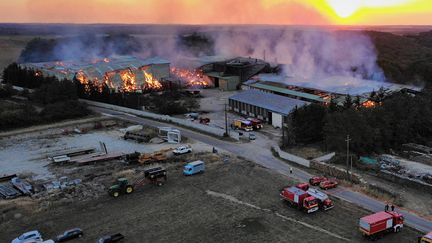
[359,211,404,240]
[280,186,319,213]
[109,167,167,198]
[306,188,334,210]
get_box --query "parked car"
[183,160,205,176]
[12,230,42,243]
[56,228,83,242]
[98,233,124,243]
[319,179,338,190]
[309,176,328,186]
[173,145,192,155]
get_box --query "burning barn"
[20,56,170,92]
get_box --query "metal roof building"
[228,89,309,128]
[249,82,325,103]
[20,56,170,92]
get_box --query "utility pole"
[345,135,351,179]
[224,103,229,137]
[282,123,285,147]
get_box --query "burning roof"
[20,56,170,92]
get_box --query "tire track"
[206,190,350,242]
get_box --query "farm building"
[20,56,170,92]
[198,57,272,91]
[228,89,309,128]
[243,74,422,107]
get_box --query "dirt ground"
[0,121,212,179]
[284,145,326,160]
[0,153,420,243]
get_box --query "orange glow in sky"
[0,0,431,25]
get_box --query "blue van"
[183,160,205,176]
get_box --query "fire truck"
[246,118,263,130]
[359,211,404,239]
[280,186,319,213]
[306,188,334,210]
[419,232,432,243]
[231,119,253,132]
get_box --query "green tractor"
[108,178,134,198]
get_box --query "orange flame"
[170,67,211,88]
[362,100,377,108]
[143,70,163,90]
[120,69,137,92]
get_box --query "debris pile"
[0,175,33,199]
[379,154,432,185]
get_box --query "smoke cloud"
[19,25,385,81]
[209,28,385,81]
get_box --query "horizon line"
[0,22,431,28]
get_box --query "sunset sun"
[327,0,362,18]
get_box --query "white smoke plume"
[209,27,385,81]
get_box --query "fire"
[170,67,211,88]
[73,59,164,94]
[76,71,91,93]
[143,71,163,90]
[362,100,377,108]
[120,69,137,92]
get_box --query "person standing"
[290,167,293,174]
[385,204,389,212]
[391,204,395,211]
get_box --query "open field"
[0,152,421,242]
[0,35,38,72]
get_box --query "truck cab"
[183,160,205,176]
[303,196,319,213]
[419,232,432,243]
[306,188,334,210]
[295,183,309,191]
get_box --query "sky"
[0,0,431,25]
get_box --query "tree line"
[0,65,90,131]
[286,90,432,155]
[77,81,200,115]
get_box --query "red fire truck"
[231,119,253,132]
[359,211,404,239]
[280,186,319,213]
[306,188,334,210]
[247,118,263,130]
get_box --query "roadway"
[92,106,432,233]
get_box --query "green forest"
[288,89,432,155]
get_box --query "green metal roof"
[250,83,324,102]
[205,72,239,81]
